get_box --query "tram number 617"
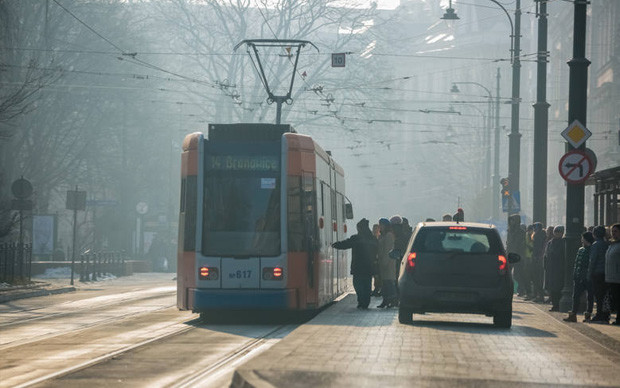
[229,270,252,279]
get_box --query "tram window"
[331,189,336,221]
[288,176,304,251]
[320,182,325,216]
[183,176,197,251]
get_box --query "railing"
[79,251,127,282]
[0,243,32,284]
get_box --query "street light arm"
[452,81,493,99]
[488,0,515,63]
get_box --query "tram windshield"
[202,142,281,257]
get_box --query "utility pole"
[560,0,590,312]
[533,0,550,225]
[507,0,522,217]
[493,68,501,220]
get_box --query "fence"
[79,251,127,282]
[0,243,32,284]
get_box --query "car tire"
[398,306,413,324]
[493,309,512,328]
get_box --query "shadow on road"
[409,320,556,337]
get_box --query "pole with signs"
[66,186,87,285]
[559,0,590,313]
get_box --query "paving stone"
[233,294,620,387]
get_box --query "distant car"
[397,222,520,328]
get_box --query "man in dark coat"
[332,218,377,309]
[531,222,547,302]
[589,225,610,323]
[507,214,527,295]
[544,226,565,311]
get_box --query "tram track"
[0,292,178,350]
[13,322,296,388]
[0,286,176,327]
[13,317,199,388]
[170,324,296,388]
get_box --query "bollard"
[92,252,98,282]
[79,254,86,282]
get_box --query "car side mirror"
[507,253,520,263]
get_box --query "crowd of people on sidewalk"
[333,210,620,326]
[508,220,620,325]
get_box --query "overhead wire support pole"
[234,39,319,125]
[533,0,550,225]
[560,0,590,313]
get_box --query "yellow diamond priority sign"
[561,120,591,148]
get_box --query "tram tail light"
[263,267,284,280]
[406,252,417,273]
[199,266,219,280]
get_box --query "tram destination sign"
[207,155,279,172]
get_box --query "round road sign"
[558,150,594,184]
[11,178,33,199]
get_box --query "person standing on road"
[523,224,535,299]
[531,223,547,303]
[564,231,594,322]
[332,218,378,310]
[605,223,620,325]
[507,214,526,296]
[377,218,396,308]
[544,226,565,312]
[589,225,610,323]
[371,223,382,297]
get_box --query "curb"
[0,286,76,304]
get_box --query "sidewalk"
[0,279,76,303]
[231,293,620,388]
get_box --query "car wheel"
[493,309,512,328]
[398,306,413,324]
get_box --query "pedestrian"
[544,225,565,312]
[507,214,526,296]
[589,225,610,323]
[332,218,378,310]
[605,223,620,325]
[453,208,465,222]
[531,222,546,302]
[377,218,397,308]
[523,224,535,299]
[371,223,382,297]
[564,231,594,322]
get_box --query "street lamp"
[450,81,497,218]
[443,0,522,220]
[441,0,460,21]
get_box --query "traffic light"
[500,178,510,198]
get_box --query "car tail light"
[263,267,284,280]
[199,266,219,280]
[498,255,507,274]
[406,252,417,273]
[449,226,467,230]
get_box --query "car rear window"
[413,227,502,254]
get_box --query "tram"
[177,123,353,314]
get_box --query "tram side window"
[288,176,304,251]
[318,181,324,217]
[181,176,197,251]
[331,188,337,221]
